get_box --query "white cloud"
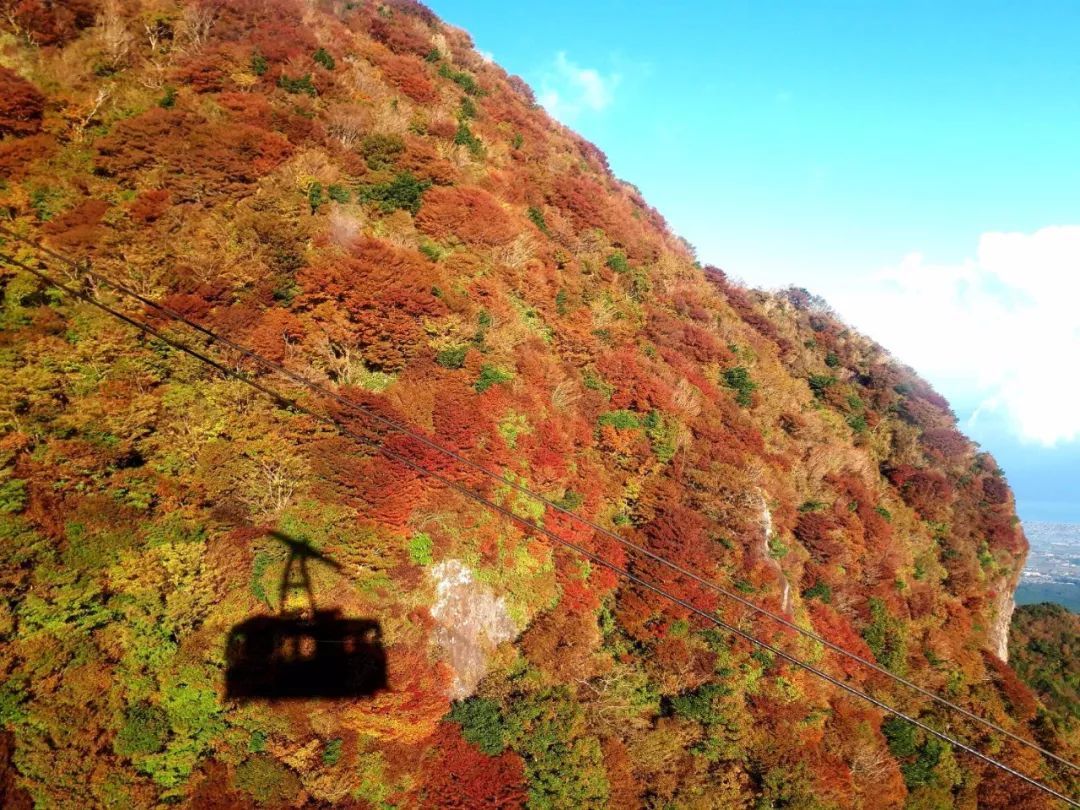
[537,52,619,122]
[827,226,1080,446]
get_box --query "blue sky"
[429,0,1080,523]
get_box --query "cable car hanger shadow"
[224,530,388,701]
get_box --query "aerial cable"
[1,249,1074,807]
[1,224,1072,774]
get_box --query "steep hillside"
[0,1,1072,807]
[1010,604,1080,754]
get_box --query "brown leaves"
[0,67,45,136]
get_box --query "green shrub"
[670,683,730,724]
[448,698,507,754]
[722,366,757,407]
[424,47,441,63]
[882,717,952,789]
[115,704,169,757]
[643,410,678,462]
[808,374,836,398]
[825,352,840,367]
[474,365,513,393]
[438,62,482,95]
[0,476,27,514]
[327,184,350,204]
[250,551,274,609]
[555,490,584,511]
[406,532,433,566]
[158,86,177,109]
[323,738,343,766]
[582,369,614,399]
[277,73,317,95]
[360,133,404,170]
[307,182,323,214]
[358,172,430,214]
[605,251,630,274]
[802,580,832,603]
[458,95,477,120]
[598,410,641,430]
[527,206,549,233]
[453,122,484,157]
[313,47,335,70]
[436,345,469,369]
[863,597,906,672]
[419,240,444,261]
[251,53,268,76]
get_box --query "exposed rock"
[988,580,1017,662]
[428,560,517,699]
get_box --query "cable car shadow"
[224,531,388,702]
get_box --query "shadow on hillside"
[224,530,388,701]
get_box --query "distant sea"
[1016,522,1080,612]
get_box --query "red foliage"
[647,310,733,365]
[172,44,239,93]
[156,292,215,323]
[421,725,527,809]
[41,199,109,254]
[521,603,599,679]
[368,13,434,57]
[981,475,1009,505]
[297,238,444,371]
[379,53,438,103]
[885,465,954,520]
[920,426,969,462]
[0,730,32,810]
[594,348,671,411]
[245,309,305,364]
[247,19,317,66]
[96,109,293,200]
[399,135,457,184]
[0,133,55,179]
[981,651,1038,721]
[548,173,615,235]
[0,66,44,136]
[207,0,308,45]
[188,760,257,810]
[128,190,172,224]
[617,495,720,637]
[806,602,875,680]
[415,186,518,247]
[0,0,96,46]
[794,512,845,563]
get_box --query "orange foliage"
[41,200,109,255]
[296,238,445,372]
[415,186,518,247]
[0,66,44,136]
[379,53,438,103]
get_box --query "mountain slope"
[1010,603,1080,755]
[0,1,1072,807]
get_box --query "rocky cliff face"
[0,2,1066,807]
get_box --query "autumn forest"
[0,1,1076,808]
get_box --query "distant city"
[1017,522,1080,612]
